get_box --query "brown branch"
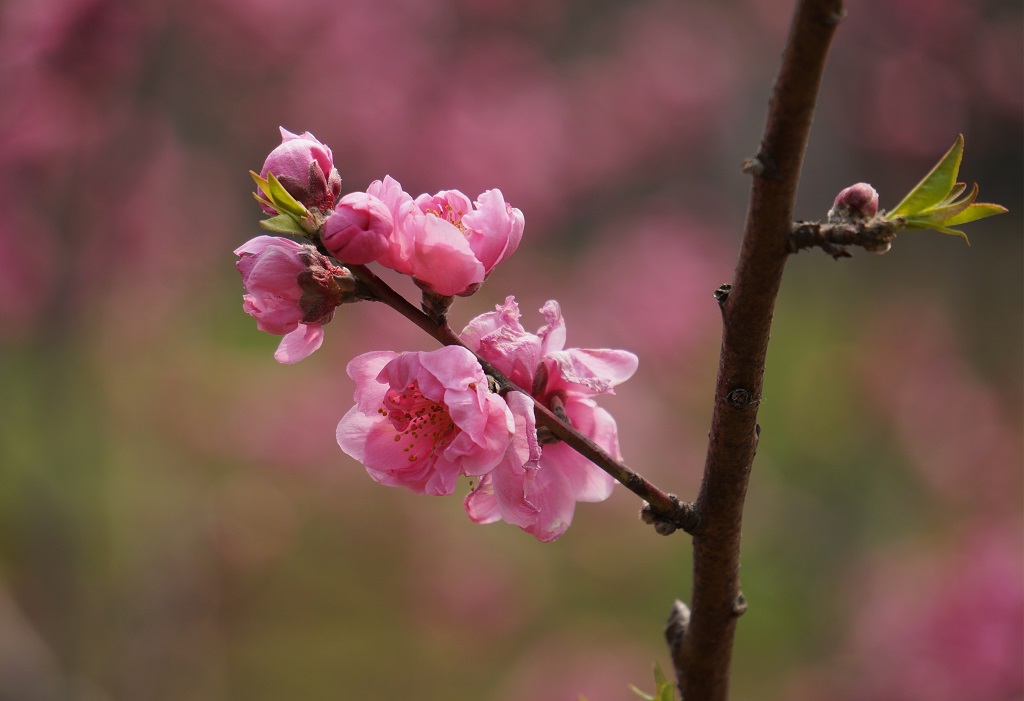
[788,218,898,258]
[672,1,845,699]
[345,264,701,535]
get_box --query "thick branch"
[346,264,700,535]
[673,1,844,699]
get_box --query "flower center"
[425,202,467,233]
[379,382,457,462]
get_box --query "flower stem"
[346,264,699,534]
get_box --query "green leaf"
[266,172,309,218]
[943,202,1009,226]
[252,192,274,210]
[887,134,964,217]
[901,216,970,244]
[909,182,979,224]
[259,214,308,236]
[250,170,272,198]
[629,663,677,701]
[939,182,967,206]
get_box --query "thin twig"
[673,1,845,699]
[346,264,701,535]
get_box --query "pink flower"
[337,346,516,496]
[462,297,638,541]
[369,177,525,296]
[258,127,342,215]
[235,236,352,364]
[322,191,394,264]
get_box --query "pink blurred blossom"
[572,214,731,367]
[337,347,515,496]
[257,127,342,215]
[406,512,535,643]
[859,304,1023,508]
[847,527,1023,701]
[491,636,656,701]
[0,209,55,337]
[235,236,350,364]
[322,191,394,265]
[461,297,638,541]
[564,3,738,186]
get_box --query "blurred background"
[0,0,1021,699]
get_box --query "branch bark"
[672,1,845,698]
[789,218,898,258]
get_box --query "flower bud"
[258,127,342,215]
[235,236,353,363]
[829,182,879,222]
[322,192,394,264]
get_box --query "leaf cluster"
[883,134,1007,244]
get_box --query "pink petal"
[559,400,619,501]
[463,391,542,531]
[463,189,524,272]
[418,345,484,396]
[346,351,396,414]
[445,396,514,476]
[273,323,324,364]
[370,176,418,274]
[460,296,541,389]
[537,300,566,355]
[234,235,302,257]
[410,217,485,296]
[547,348,639,396]
[464,475,503,524]
[523,465,578,542]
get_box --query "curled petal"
[463,391,540,528]
[462,189,524,272]
[545,348,640,396]
[537,300,566,355]
[274,323,324,364]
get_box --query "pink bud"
[830,182,879,221]
[258,127,342,215]
[322,192,394,264]
[235,236,354,363]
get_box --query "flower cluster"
[235,128,635,540]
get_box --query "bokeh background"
[1,0,1021,699]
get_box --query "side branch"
[346,264,700,535]
[788,218,897,258]
[674,1,845,699]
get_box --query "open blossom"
[322,191,394,264]
[235,236,353,364]
[258,127,342,215]
[369,177,524,296]
[337,346,516,496]
[462,297,638,541]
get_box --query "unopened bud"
[829,182,879,222]
[258,128,342,215]
[296,251,356,324]
[322,192,394,264]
